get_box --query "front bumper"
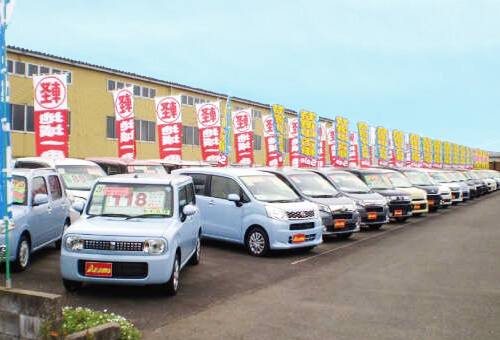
[426,194,443,209]
[359,205,389,225]
[269,220,323,250]
[321,210,360,235]
[411,199,428,214]
[451,191,463,203]
[388,201,412,218]
[0,229,21,262]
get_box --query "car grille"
[325,222,357,232]
[286,210,315,219]
[332,213,353,220]
[78,260,148,279]
[413,203,427,210]
[83,240,144,252]
[290,222,315,230]
[366,206,384,213]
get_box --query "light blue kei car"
[172,168,323,257]
[60,174,201,295]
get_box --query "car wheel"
[246,227,269,257]
[189,235,201,266]
[368,224,383,230]
[63,279,82,292]
[13,235,31,272]
[395,217,409,222]
[165,254,180,296]
[55,221,70,250]
[336,232,353,240]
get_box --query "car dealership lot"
[2,191,500,339]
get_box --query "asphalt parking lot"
[2,192,500,339]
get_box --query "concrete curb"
[65,322,121,340]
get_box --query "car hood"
[414,185,439,194]
[266,201,316,212]
[343,192,386,205]
[372,189,409,197]
[65,216,174,238]
[395,187,427,200]
[305,196,354,206]
[67,189,90,200]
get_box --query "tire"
[189,235,201,266]
[13,235,31,272]
[165,254,180,296]
[368,224,383,230]
[245,227,270,257]
[395,217,409,222]
[55,221,70,250]
[63,279,82,292]
[336,233,353,240]
[429,207,439,212]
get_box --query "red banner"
[113,87,136,159]
[327,127,337,166]
[232,109,254,165]
[33,74,69,157]
[263,115,280,166]
[155,96,182,161]
[288,118,301,167]
[318,123,326,167]
[348,132,360,167]
[196,101,221,163]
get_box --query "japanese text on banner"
[155,96,182,161]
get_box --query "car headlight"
[265,206,289,221]
[143,239,166,255]
[65,236,83,251]
[354,199,365,208]
[385,196,393,203]
[317,204,331,213]
[0,220,15,234]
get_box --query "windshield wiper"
[267,199,301,203]
[87,213,131,219]
[310,194,334,198]
[125,214,169,220]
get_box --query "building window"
[133,85,140,96]
[64,71,72,84]
[252,109,262,118]
[27,64,38,77]
[7,60,13,73]
[107,80,116,91]
[142,87,149,97]
[253,135,262,150]
[11,104,25,131]
[39,66,50,75]
[26,106,34,132]
[234,105,245,111]
[117,81,124,89]
[187,96,194,106]
[14,61,25,76]
[134,119,156,142]
[149,88,156,98]
[106,116,117,139]
[181,95,187,105]
[51,68,61,74]
[182,125,199,145]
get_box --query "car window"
[13,175,28,205]
[188,173,208,195]
[56,165,106,190]
[104,164,121,175]
[179,186,188,214]
[186,183,196,204]
[48,175,63,200]
[32,176,48,202]
[210,176,242,200]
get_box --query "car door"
[207,175,244,242]
[177,185,197,264]
[184,173,211,236]
[47,174,67,241]
[28,176,51,247]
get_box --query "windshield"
[468,171,479,179]
[363,173,395,190]
[127,165,167,175]
[57,165,106,190]
[328,172,370,193]
[13,175,28,205]
[87,183,173,218]
[428,172,451,183]
[240,175,301,203]
[287,173,339,197]
[404,171,434,186]
[385,172,412,188]
[460,171,472,179]
[452,172,467,181]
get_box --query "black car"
[344,168,412,222]
[393,168,443,212]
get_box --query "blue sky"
[6,0,500,151]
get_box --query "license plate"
[85,262,112,277]
[414,204,421,210]
[334,219,346,229]
[428,200,434,205]
[452,194,457,199]
[292,234,306,243]
[367,212,377,220]
[394,210,403,216]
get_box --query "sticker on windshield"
[88,167,103,175]
[13,179,27,204]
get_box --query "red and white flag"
[318,123,327,167]
[155,96,182,161]
[112,86,136,159]
[263,115,281,166]
[33,74,69,157]
[196,101,221,163]
[232,109,253,165]
[327,126,337,167]
[348,132,360,168]
[288,118,301,167]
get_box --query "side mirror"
[182,204,197,217]
[72,201,85,215]
[33,193,49,206]
[227,194,242,207]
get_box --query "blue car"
[173,168,323,257]
[60,174,201,295]
[1,168,71,271]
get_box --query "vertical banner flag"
[409,133,421,167]
[155,95,182,161]
[218,97,231,167]
[33,74,69,157]
[298,110,319,167]
[357,122,370,167]
[263,115,280,166]
[376,126,389,166]
[388,130,396,167]
[459,145,465,168]
[327,126,336,166]
[288,118,300,167]
[443,141,452,168]
[335,116,350,167]
[318,123,327,167]
[433,140,443,168]
[422,137,433,168]
[348,132,360,168]
[232,109,254,165]
[271,104,285,166]
[112,86,136,159]
[452,143,460,168]
[196,101,221,163]
[392,130,405,167]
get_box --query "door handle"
[208,201,215,206]
[47,207,52,214]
